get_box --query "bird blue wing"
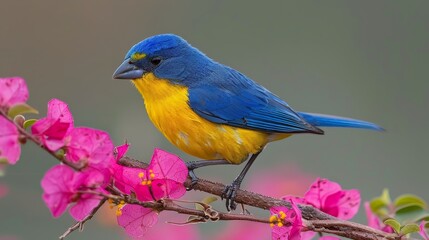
[188,66,323,134]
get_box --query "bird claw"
[221,180,240,211]
[186,162,199,191]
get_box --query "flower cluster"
[0,77,29,164]
[0,77,189,239]
[269,178,360,240]
[111,144,188,238]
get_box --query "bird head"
[113,34,207,83]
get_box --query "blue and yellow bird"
[113,34,383,210]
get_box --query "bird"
[113,34,383,211]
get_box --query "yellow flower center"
[269,210,287,228]
[139,169,156,186]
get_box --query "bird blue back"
[121,34,383,134]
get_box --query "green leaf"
[370,198,388,214]
[394,194,427,209]
[381,189,392,204]
[7,103,38,118]
[396,205,429,223]
[384,218,401,233]
[195,196,218,211]
[0,158,9,164]
[23,119,37,129]
[202,196,218,205]
[400,223,420,235]
[370,189,392,215]
[396,203,425,213]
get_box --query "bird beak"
[113,59,145,79]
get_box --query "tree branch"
[0,110,83,170]
[59,198,107,239]
[0,109,399,240]
[118,157,399,240]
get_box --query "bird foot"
[221,180,241,211]
[186,162,199,191]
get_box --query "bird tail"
[298,112,384,131]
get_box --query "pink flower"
[31,99,74,151]
[140,211,201,240]
[0,77,28,109]
[420,221,429,240]
[319,237,340,240]
[0,184,9,199]
[364,202,393,233]
[283,178,360,220]
[136,148,188,201]
[270,201,303,240]
[0,116,20,164]
[117,204,158,238]
[111,161,143,195]
[115,142,129,161]
[212,164,314,240]
[65,127,114,171]
[112,148,188,202]
[41,165,105,221]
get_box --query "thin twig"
[59,198,107,239]
[0,110,82,170]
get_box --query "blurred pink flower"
[120,211,200,240]
[0,116,20,164]
[0,77,28,109]
[32,99,74,151]
[420,221,429,240]
[0,184,9,198]
[283,178,360,220]
[364,202,393,233]
[246,164,314,198]
[270,201,303,240]
[65,127,114,171]
[319,237,340,240]
[117,204,158,239]
[41,165,105,221]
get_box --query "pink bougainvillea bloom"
[134,148,188,201]
[0,116,20,164]
[65,127,114,170]
[270,201,303,240]
[31,99,74,151]
[0,77,28,109]
[420,221,429,240]
[115,142,129,161]
[112,161,143,195]
[112,148,188,202]
[117,204,158,239]
[111,143,140,194]
[41,165,105,221]
[283,178,360,220]
[364,202,393,233]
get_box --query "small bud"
[13,115,25,128]
[18,135,27,144]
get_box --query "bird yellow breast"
[132,73,289,164]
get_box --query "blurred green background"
[1,1,428,239]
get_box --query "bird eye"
[150,57,162,66]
